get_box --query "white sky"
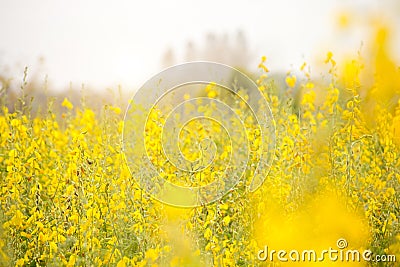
[0,0,398,91]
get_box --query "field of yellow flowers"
[1,26,400,266]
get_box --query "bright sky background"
[0,0,399,91]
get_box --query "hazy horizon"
[1,0,399,92]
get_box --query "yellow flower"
[67,254,77,267]
[38,232,47,243]
[223,215,231,226]
[10,210,25,229]
[16,258,25,266]
[207,89,217,98]
[116,257,130,267]
[62,97,74,110]
[325,51,333,63]
[145,248,159,262]
[110,106,121,115]
[204,228,212,240]
[285,75,297,88]
[261,55,267,62]
[49,242,58,253]
[220,203,229,210]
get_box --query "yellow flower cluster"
[1,27,400,267]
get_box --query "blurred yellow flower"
[62,97,74,110]
[285,75,297,88]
